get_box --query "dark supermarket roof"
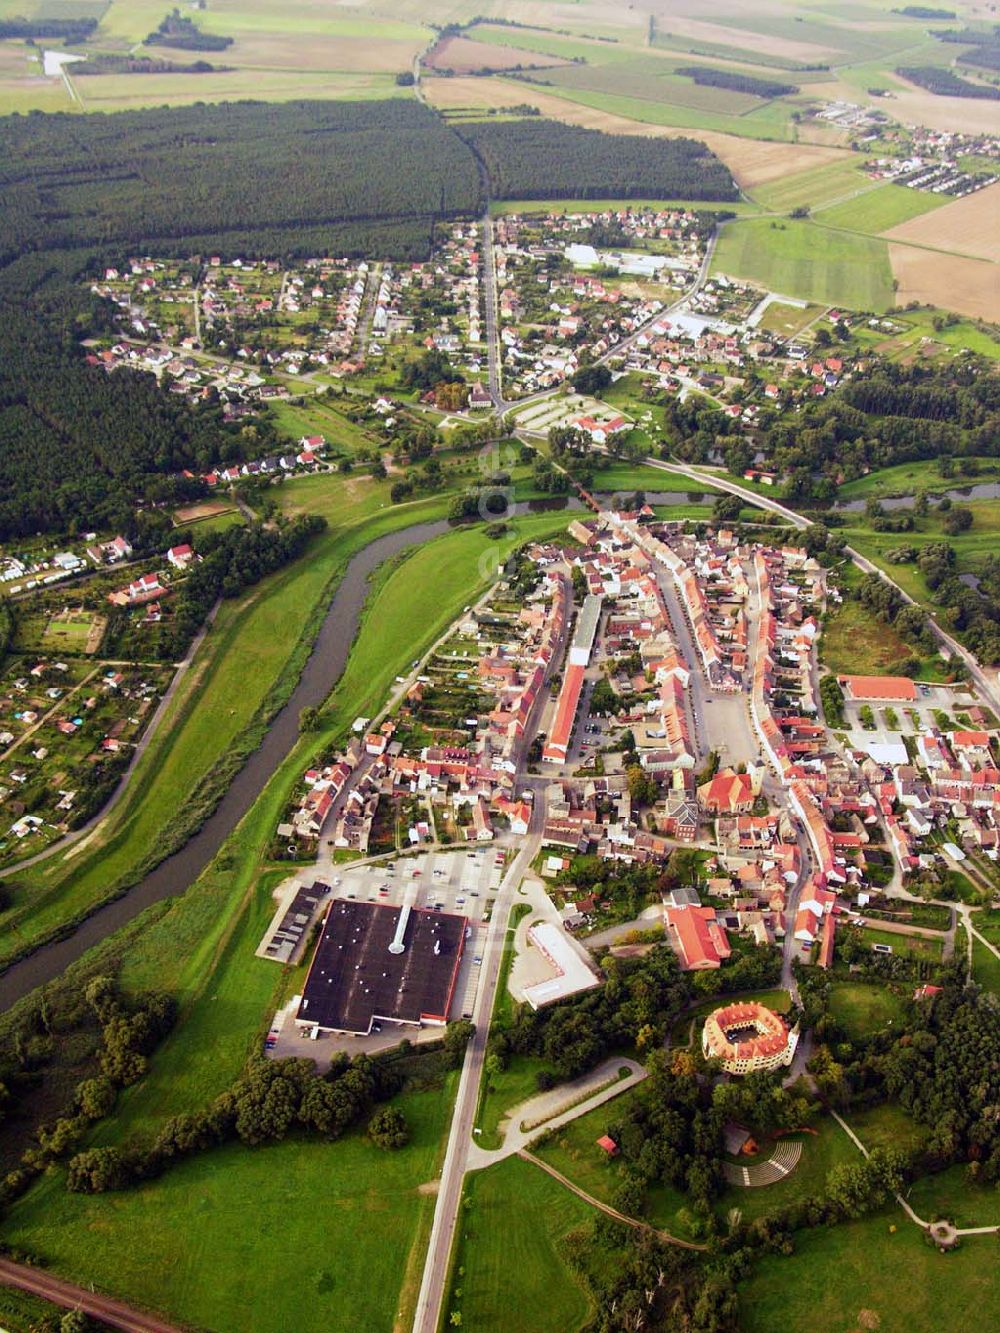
[296,899,466,1035]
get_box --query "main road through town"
[657,461,1000,722]
[412,790,547,1333]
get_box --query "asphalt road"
[0,1258,182,1333]
[411,798,545,1333]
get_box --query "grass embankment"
[0,487,464,971]
[444,1156,595,1333]
[474,900,540,1149]
[971,935,1000,994]
[836,457,1000,503]
[2,513,574,1332]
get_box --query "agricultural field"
[712,217,894,311]
[888,245,999,324]
[885,185,1000,265]
[814,182,949,235]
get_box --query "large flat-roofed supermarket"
[296,899,466,1036]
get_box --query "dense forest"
[75,56,223,78]
[0,100,483,538]
[0,101,481,269]
[0,98,741,540]
[896,65,1000,97]
[0,307,245,539]
[675,66,798,98]
[458,120,738,202]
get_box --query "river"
[0,517,452,1011]
[834,481,1000,513]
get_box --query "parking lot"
[841,681,979,752]
[265,847,504,1063]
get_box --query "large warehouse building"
[296,899,467,1037]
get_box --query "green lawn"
[3,1084,455,1333]
[971,936,1000,994]
[445,1156,595,1333]
[860,926,943,963]
[670,988,791,1049]
[592,461,710,497]
[716,1115,856,1225]
[533,1084,696,1239]
[837,458,1000,502]
[741,1206,1000,1333]
[827,981,905,1040]
[720,1103,924,1227]
[814,182,948,235]
[712,217,894,311]
[906,1164,1000,1229]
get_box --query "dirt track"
[0,1258,183,1332]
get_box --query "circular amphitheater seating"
[722,1137,803,1187]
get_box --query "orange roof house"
[839,675,916,702]
[664,904,731,970]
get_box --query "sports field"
[712,217,894,311]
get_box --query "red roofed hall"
[839,675,917,702]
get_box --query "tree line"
[896,65,1000,98]
[675,66,798,98]
[457,120,738,202]
[146,8,234,51]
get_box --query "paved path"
[519,1152,707,1251]
[0,1258,183,1333]
[829,1108,1000,1236]
[466,1057,647,1169]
